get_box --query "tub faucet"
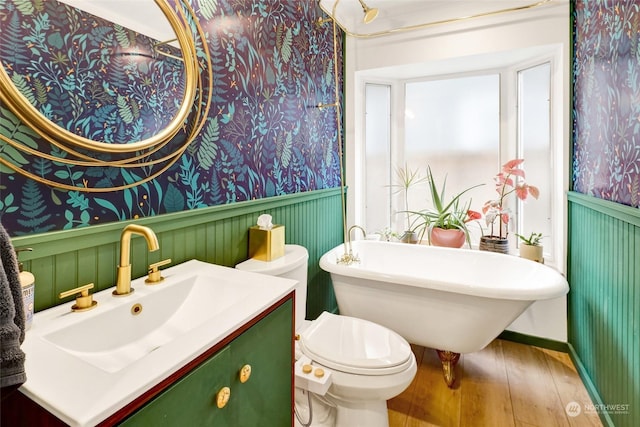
[341,225,366,264]
[348,225,367,242]
[115,224,159,296]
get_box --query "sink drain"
[131,303,143,315]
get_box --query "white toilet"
[236,244,417,427]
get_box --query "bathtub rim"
[319,240,569,301]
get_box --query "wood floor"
[388,339,603,427]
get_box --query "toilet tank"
[235,245,309,332]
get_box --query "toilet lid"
[299,312,412,376]
[235,244,308,276]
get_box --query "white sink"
[20,259,296,427]
[43,272,253,373]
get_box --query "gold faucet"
[348,225,367,241]
[59,283,97,312]
[337,225,367,266]
[114,224,159,296]
[347,224,367,252]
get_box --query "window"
[517,63,552,259]
[404,74,500,243]
[363,84,392,234]
[361,61,555,262]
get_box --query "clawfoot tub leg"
[436,350,460,388]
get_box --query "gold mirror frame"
[0,0,212,192]
[0,0,197,154]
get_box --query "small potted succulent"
[516,232,544,263]
[480,159,539,254]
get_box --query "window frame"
[356,54,564,269]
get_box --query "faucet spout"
[348,225,367,241]
[114,224,159,296]
[338,225,367,265]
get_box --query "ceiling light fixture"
[320,0,553,38]
[357,0,378,24]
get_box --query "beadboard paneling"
[567,191,639,427]
[11,189,344,319]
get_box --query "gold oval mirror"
[0,0,198,154]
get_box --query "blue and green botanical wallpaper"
[0,0,343,235]
[573,1,640,208]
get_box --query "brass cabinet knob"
[216,386,231,409]
[59,283,97,312]
[239,364,252,383]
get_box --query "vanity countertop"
[19,259,295,427]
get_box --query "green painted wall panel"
[11,189,343,319]
[77,247,96,292]
[568,192,639,427]
[31,260,54,312]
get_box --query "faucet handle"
[145,258,172,284]
[59,283,98,312]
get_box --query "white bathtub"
[319,240,569,355]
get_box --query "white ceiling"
[318,0,564,36]
[55,0,566,80]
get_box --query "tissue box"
[249,225,285,261]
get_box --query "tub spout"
[114,224,159,296]
[348,225,367,241]
[338,225,366,265]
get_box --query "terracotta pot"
[430,227,465,248]
[479,235,509,254]
[520,244,544,263]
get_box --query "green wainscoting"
[568,191,639,427]
[11,188,344,319]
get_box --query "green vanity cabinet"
[120,297,293,426]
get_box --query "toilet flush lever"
[294,357,332,396]
[145,259,172,284]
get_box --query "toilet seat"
[299,312,412,376]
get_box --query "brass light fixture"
[321,0,553,38]
[316,16,333,26]
[357,0,378,24]
[317,102,339,110]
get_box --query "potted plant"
[480,159,539,254]
[410,166,482,248]
[516,232,544,263]
[390,165,428,244]
[374,227,398,242]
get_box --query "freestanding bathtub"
[319,240,569,386]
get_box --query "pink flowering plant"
[482,159,539,239]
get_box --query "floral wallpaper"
[0,0,343,235]
[573,1,640,208]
